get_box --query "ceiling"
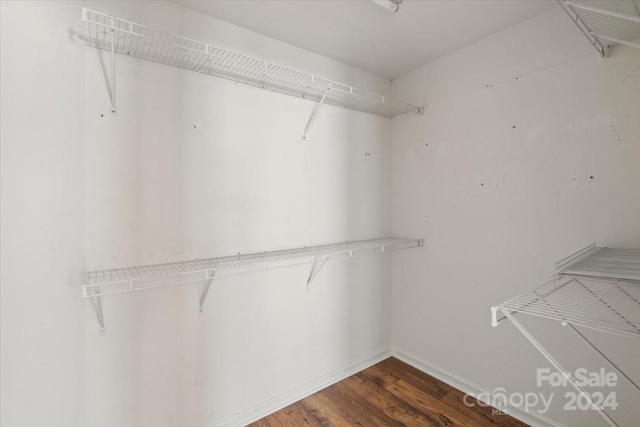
[174,0,557,80]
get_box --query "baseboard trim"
[209,348,392,427]
[391,348,566,427]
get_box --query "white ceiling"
[174,0,557,80]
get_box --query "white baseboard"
[209,348,392,427]
[391,347,566,427]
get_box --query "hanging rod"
[81,8,422,119]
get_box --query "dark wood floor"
[250,357,529,427]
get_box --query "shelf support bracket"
[532,285,640,395]
[307,255,330,288]
[301,86,330,141]
[566,324,640,394]
[502,309,618,427]
[199,274,215,314]
[90,287,106,335]
[109,23,117,113]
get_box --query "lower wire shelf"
[491,276,640,339]
[83,237,423,299]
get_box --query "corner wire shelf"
[556,243,640,282]
[558,0,640,57]
[84,237,423,334]
[492,276,640,339]
[81,8,422,121]
[492,244,640,427]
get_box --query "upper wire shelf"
[558,0,640,56]
[81,8,422,118]
[83,237,423,298]
[556,243,640,282]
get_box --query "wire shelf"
[492,244,640,426]
[556,244,640,282]
[82,237,423,298]
[560,0,640,55]
[81,8,421,118]
[495,276,640,339]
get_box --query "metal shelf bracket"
[199,274,215,314]
[502,309,618,427]
[89,287,106,335]
[566,323,640,394]
[302,86,330,141]
[306,255,330,288]
[109,23,116,113]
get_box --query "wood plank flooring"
[249,357,529,427]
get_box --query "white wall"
[390,7,640,427]
[81,1,392,426]
[6,2,638,427]
[1,1,86,426]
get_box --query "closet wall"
[1,2,86,426]
[390,7,640,426]
[82,1,393,426]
